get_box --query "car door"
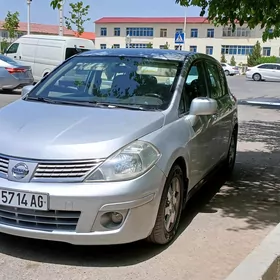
[179,59,218,189]
[204,59,234,163]
[5,42,20,61]
[268,64,280,80]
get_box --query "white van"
[5,35,95,82]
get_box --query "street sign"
[175,32,185,44]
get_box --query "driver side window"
[179,61,208,115]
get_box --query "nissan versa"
[0,49,238,245]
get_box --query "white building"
[94,17,280,64]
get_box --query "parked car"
[0,49,238,246]
[246,63,280,81]
[4,35,95,82]
[0,54,34,91]
[221,63,240,76]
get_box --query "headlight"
[85,140,161,182]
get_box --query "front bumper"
[0,165,166,245]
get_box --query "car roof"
[78,48,209,62]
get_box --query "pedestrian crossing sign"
[175,32,185,44]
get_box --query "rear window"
[65,48,91,60]
[0,54,18,65]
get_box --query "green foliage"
[50,0,62,9]
[0,41,10,54]
[64,1,90,36]
[146,42,153,48]
[220,54,227,63]
[247,41,262,66]
[257,56,277,64]
[2,11,20,40]
[230,55,236,66]
[162,42,169,49]
[176,0,280,41]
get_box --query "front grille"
[0,205,80,232]
[33,160,102,179]
[0,156,9,178]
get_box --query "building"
[94,17,280,64]
[0,21,95,43]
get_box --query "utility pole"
[27,0,32,35]
[59,0,66,36]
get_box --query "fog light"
[100,211,124,229]
[111,212,123,224]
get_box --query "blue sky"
[0,0,202,32]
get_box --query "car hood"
[0,100,165,160]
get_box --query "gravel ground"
[0,76,280,280]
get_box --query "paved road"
[0,77,280,280]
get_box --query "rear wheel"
[225,70,230,76]
[253,73,261,81]
[147,165,184,245]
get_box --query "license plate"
[0,189,48,210]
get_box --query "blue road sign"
[175,32,185,44]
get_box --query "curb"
[225,224,280,280]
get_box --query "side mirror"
[21,85,34,97]
[189,97,218,116]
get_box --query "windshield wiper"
[24,96,60,104]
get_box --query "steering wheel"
[144,93,163,100]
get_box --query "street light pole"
[27,0,32,35]
[59,0,66,36]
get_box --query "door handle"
[14,56,16,58]
[19,56,21,59]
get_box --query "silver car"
[0,54,34,91]
[0,49,238,245]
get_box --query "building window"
[221,45,253,55]
[100,28,107,36]
[1,31,8,38]
[112,44,120,48]
[206,46,213,55]
[126,27,153,37]
[207,29,214,38]
[176,28,183,33]
[191,29,198,38]
[263,47,271,56]
[160,29,167,37]
[190,45,197,52]
[100,44,107,49]
[126,43,148,48]
[114,27,120,36]
[222,27,250,37]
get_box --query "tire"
[253,73,261,81]
[224,128,237,177]
[147,165,184,245]
[225,70,230,76]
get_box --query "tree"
[247,41,262,66]
[221,54,227,63]
[230,55,236,66]
[146,42,153,48]
[64,1,90,36]
[2,11,20,42]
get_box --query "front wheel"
[147,165,184,245]
[224,129,237,177]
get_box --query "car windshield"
[26,55,182,110]
[0,54,18,65]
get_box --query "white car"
[246,63,280,81]
[221,63,240,76]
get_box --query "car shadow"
[0,120,279,267]
[0,89,21,95]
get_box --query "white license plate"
[0,189,48,210]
